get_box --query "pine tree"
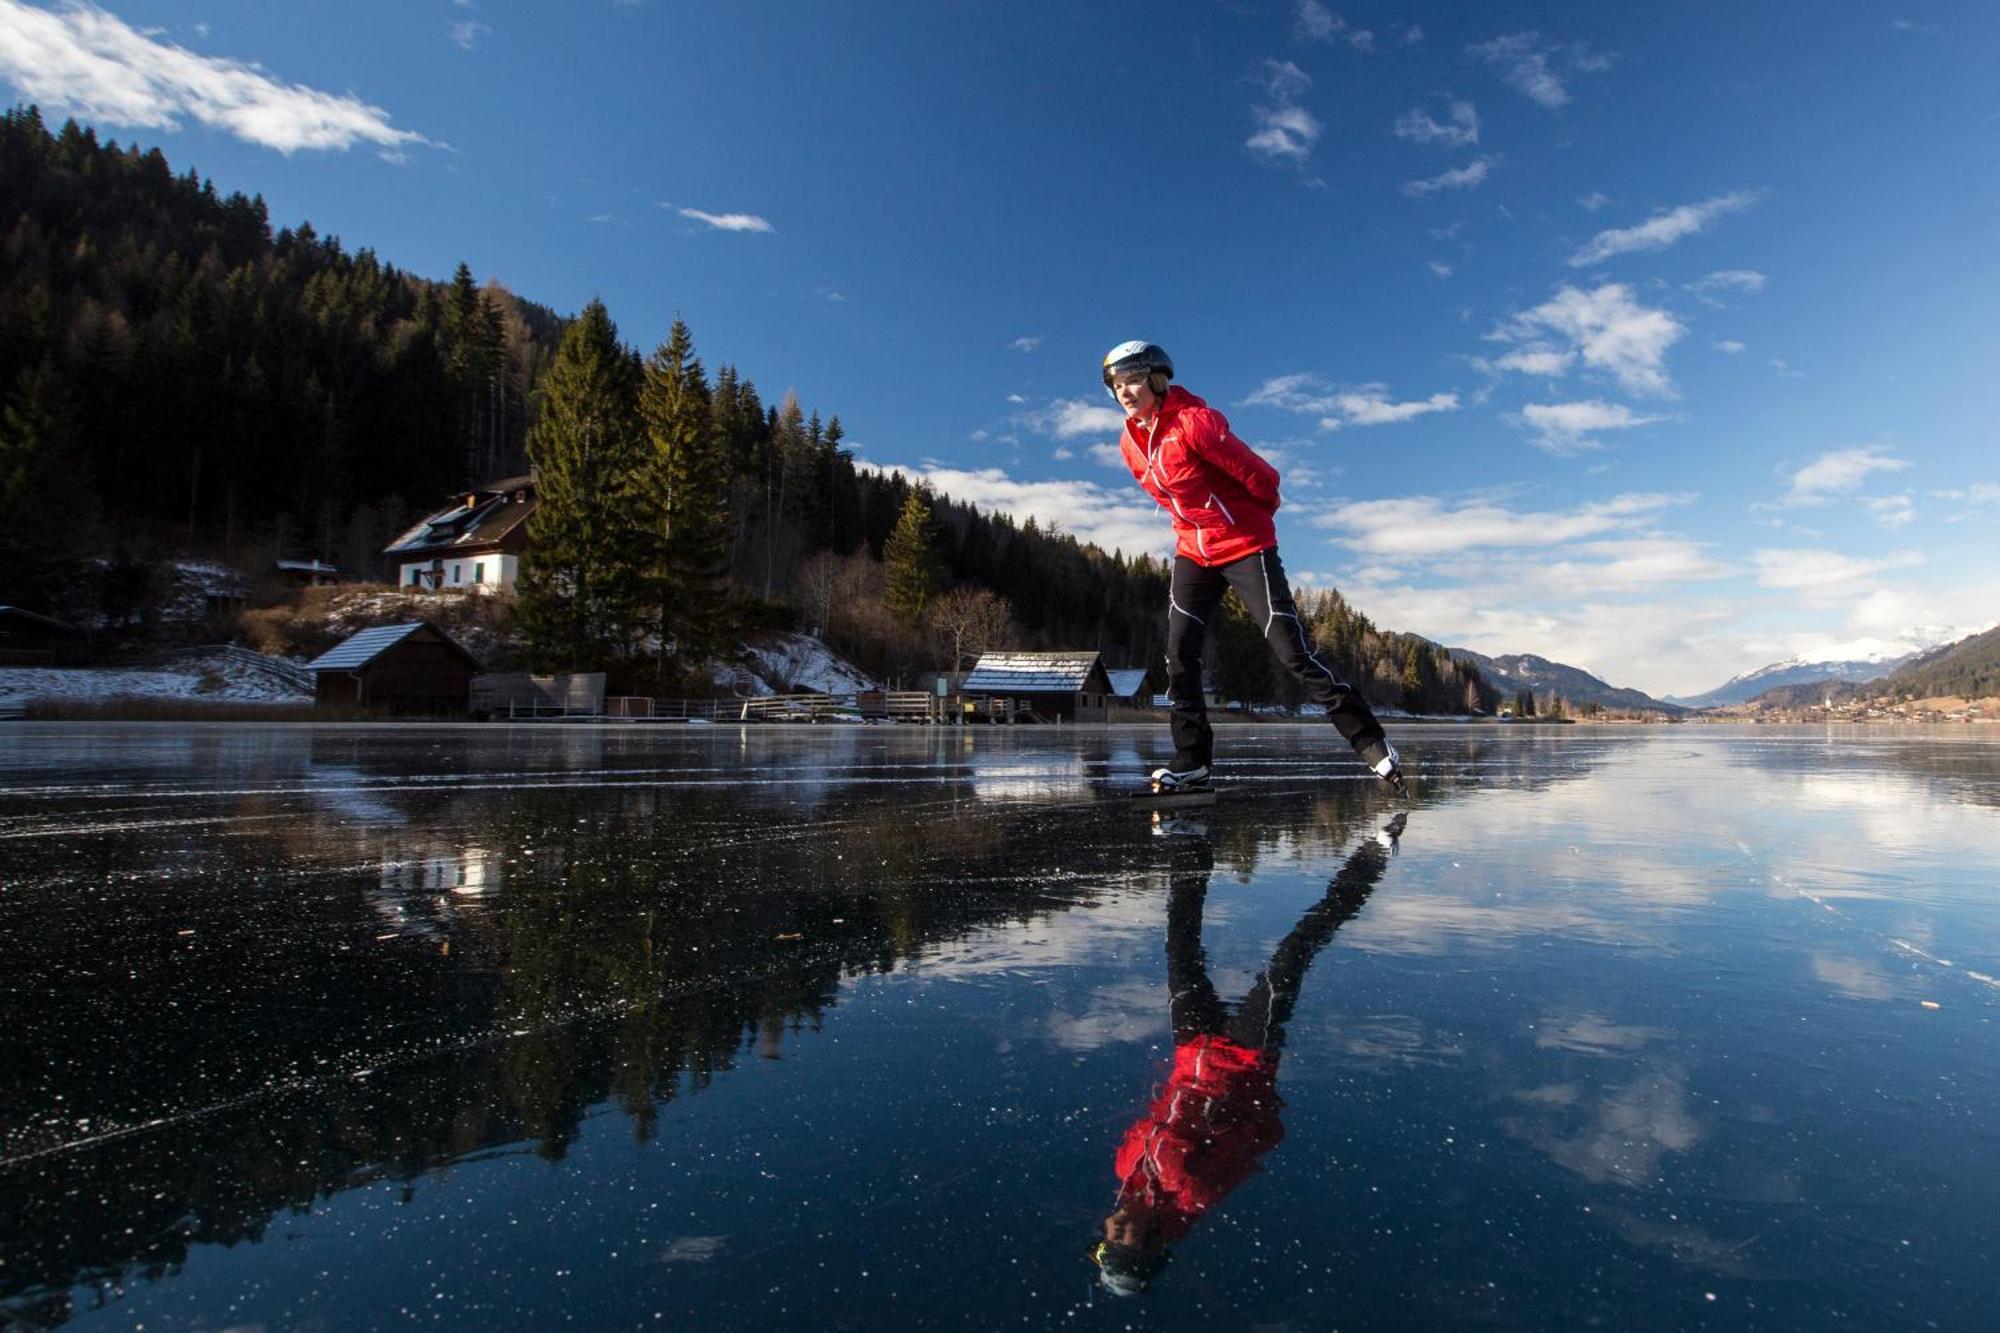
[0,360,100,611]
[636,317,733,681]
[882,491,941,627]
[1212,590,1273,708]
[517,300,645,671]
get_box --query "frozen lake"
[2,722,1997,1329]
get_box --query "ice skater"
[1090,813,1406,1296]
[1101,340,1403,795]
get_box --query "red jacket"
[1111,1035,1285,1243]
[1119,386,1281,567]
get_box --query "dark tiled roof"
[384,482,536,556]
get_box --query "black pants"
[1166,831,1395,1052]
[1165,548,1388,773]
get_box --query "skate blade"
[1128,788,1217,809]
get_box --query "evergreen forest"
[0,106,1495,712]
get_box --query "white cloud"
[1712,339,1745,355]
[1931,482,2000,507]
[1480,344,1575,377]
[1025,397,1126,440]
[1393,100,1479,148]
[874,464,1165,559]
[1491,283,1685,397]
[586,212,620,224]
[0,0,431,155]
[1567,191,1762,267]
[1686,269,1767,304]
[1429,260,1454,279]
[1780,446,1909,505]
[1246,59,1322,168]
[1052,446,1074,462]
[1397,24,1424,45]
[1296,1,1373,50]
[1467,31,1612,109]
[1332,386,1460,427]
[1244,376,1459,429]
[1863,494,1915,528]
[1578,190,1612,211]
[1008,336,1044,352]
[1751,548,1925,591]
[1004,393,1027,404]
[1402,156,1495,196]
[448,19,489,49]
[1315,491,1694,557]
[1517,400,1665,455]
[678,207,775,233]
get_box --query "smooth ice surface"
[2,723,1998,1329]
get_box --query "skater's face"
[1110,371,1159,418]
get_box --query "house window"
[408,568,421,587]
[451,564,462,584]
[474,561,485,584]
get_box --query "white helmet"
[1101,341,1173,402]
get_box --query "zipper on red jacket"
[1209,492,1235,524]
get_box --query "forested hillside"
[0,107,1492,711]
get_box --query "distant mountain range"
[1664,654,1915,709]
[1761,626,2000,707]
[1449,649,1684,716]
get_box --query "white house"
[383,475,535,593]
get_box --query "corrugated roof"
[306,623,429,671]
[963,652,1106,693]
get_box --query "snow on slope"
[739,633,878,694]
[0,648,311,708]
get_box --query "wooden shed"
[962,651,1115,723]
[307,622,480,714]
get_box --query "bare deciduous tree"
[929,586,1015,672]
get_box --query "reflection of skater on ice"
[1092,814,1406,1297]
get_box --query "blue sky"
[3,0,1996,696]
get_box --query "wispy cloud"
[1296,1,1373,51]
[1568,191,1762,267]
[1008,336,1044,353]
[1863,494,1915,528]
[1428,260,1454,279]
[1686,269,1766,305]
[1243,375,1459,430]
[1517,400,1665,455]
[1393,100,1479,148]
[448,18,489,50]
[1024,397,1126,440]
[1777,446,1909,506]
[1401,156,1496,197]
[1490,283,1685,397]
[871,463,1165,559]
[1467,31,1613,109]
[1246,59,1322,171]
[1711,339,1745,355]
[677,207,775,233]
[1316,491,1693,556]
[1751,547,1924,590]
[1478,344,1575,377]
[0,0,432,155]
[1578,190,1612,211]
